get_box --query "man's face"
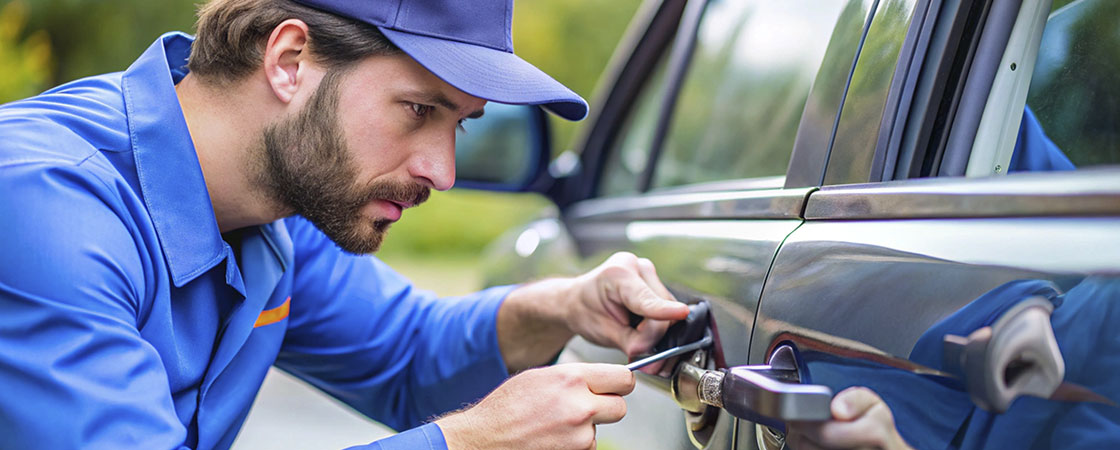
[258,53,486,254]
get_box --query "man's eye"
[410,103,432,117]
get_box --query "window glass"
[1015,0,1120,171]
[651,0,849,189]
[598,56,671,196]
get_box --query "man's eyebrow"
[412,91,485,119]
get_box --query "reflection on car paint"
[796,277,1120,448]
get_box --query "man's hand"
[496,252,690,372]
[436,363,635,450]
[785,387,913,450]
[568,252,690,357]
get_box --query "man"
[0,0,691,448]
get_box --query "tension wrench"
[626,332,712,371]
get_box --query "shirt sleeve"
[1009,106,1077,172]
[0,161,190,449]
[343,423,448,450]
[276,216,514,439]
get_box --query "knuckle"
[553,369,579,387]
[871,401,897,425]
[598,265,631,281]
[603,252,639,270]
[613,251,637,262]
[849,385,878,400]
[566,404,595,426]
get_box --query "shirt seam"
[5,158,148,319]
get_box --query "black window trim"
[634,0,708,193]
[552,0,688,210]
[855,0,1025,182]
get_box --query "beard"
[255,69,430,254]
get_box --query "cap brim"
[379,28,588,121]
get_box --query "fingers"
[579,363,636,395]
[444,364,621,449]
[581,252,690,356]
[588,394,627,424]
[635,257,674,304]
[557,364,630,425]
[831,386,882,420]
[626,258,678,355]
[611,266,689,321]
[787,387,906,450]
[598,253,688,356]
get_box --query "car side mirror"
[454,103,552,192]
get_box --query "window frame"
[550,0,688,209]
[571,0,882,205]
[817,0,1054,185]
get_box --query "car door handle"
[694,344,837,429]
[641,301,833,427]
[677,345,833,429]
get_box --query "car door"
[481,0,886,448]
[747,1,1120,449]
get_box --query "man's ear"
[262,19,316,104]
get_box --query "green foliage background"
[0,0,642,258]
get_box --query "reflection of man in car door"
[788,276,1120,449]
[1011,106,1076,172]
[784,114,1096,450]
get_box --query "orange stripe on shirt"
[254,297,291,328]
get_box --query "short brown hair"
[188,0,400,85]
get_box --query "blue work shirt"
[0,32,514,449]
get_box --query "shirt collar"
[122,32,227,288]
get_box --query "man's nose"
[408,133,456,191]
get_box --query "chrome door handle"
[675,345,833,429]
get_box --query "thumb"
[619,276,689,321]
[831,386,882,421]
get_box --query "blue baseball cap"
[292,0,589,121]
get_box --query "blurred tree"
[22,0,197,85]
[512,0,643,153]
[0,1,52,103]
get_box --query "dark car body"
[455,0,1120,448]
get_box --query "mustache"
[361,180,431,208]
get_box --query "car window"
[598,55,671,197]
[649,0,851,190]
[1014,0,1120,171]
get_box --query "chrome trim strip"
[646,176,786,195]
[806,167,1120,219]
[568,187,814,221]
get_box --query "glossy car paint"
[750,185,1119,448]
